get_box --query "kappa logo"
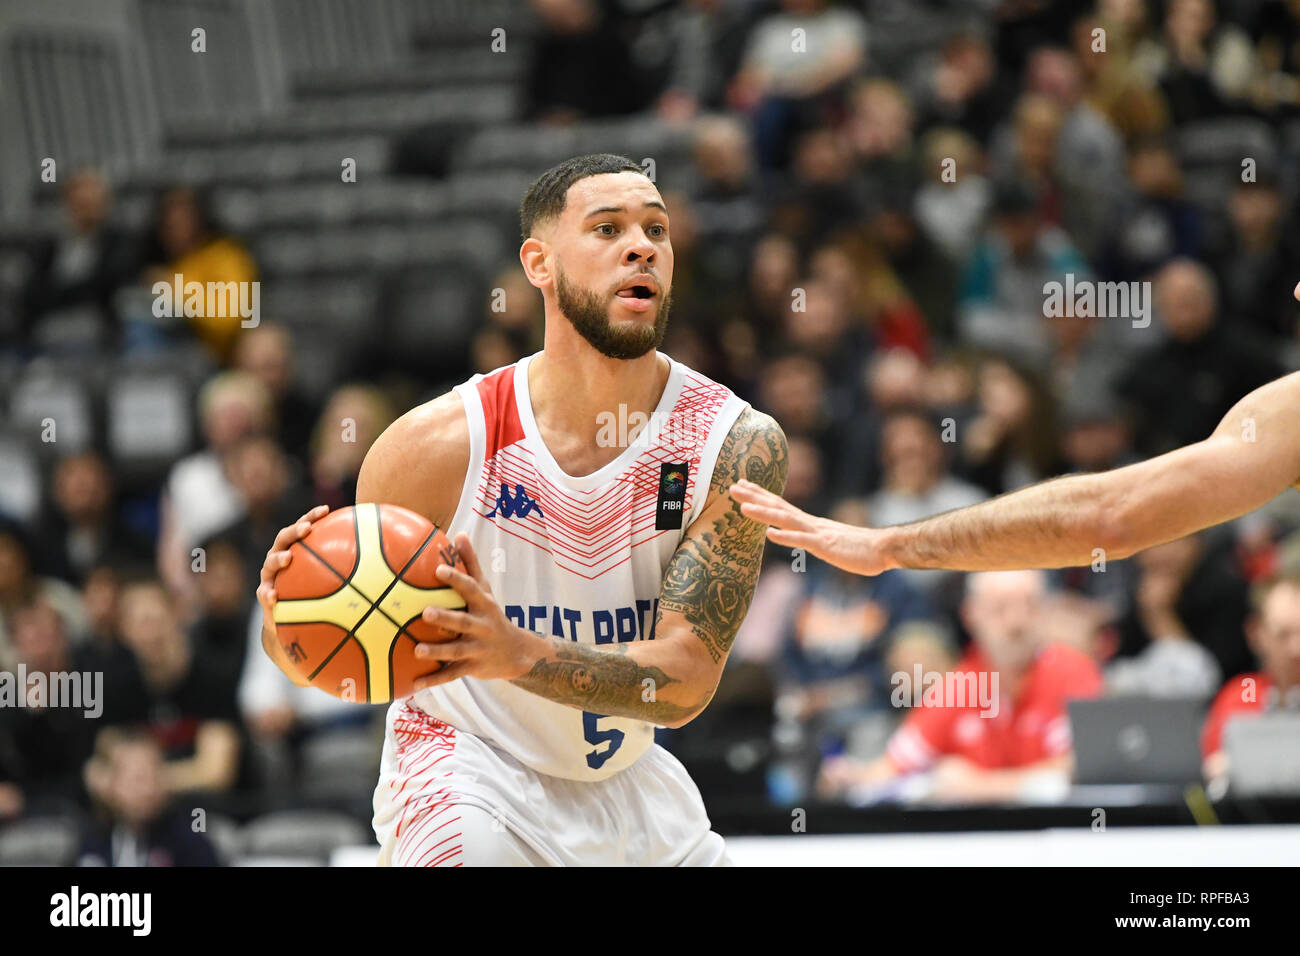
[486,483,544,519]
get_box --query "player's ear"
[519,237,551,290]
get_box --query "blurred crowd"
[5,0,1300,862]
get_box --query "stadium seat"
[6,363,97,455]
[202,813,246,867]
[106,365,194,480]
[297,727,383,805]
[0,430,45,523]
[0,817,79,866]
[241,810,370,863]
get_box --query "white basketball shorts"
[371,698,730,866]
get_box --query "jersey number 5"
[583,711,625,770]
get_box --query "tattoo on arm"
[658,408,789,664]
[508,409,788,724]
[511,638,696,724]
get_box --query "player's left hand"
[410,533,541,688]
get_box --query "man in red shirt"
[820,569,1102,803]
[1202,574,1300,784]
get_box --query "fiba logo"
[655,463,689,530]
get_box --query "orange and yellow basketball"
[272,503,467,704]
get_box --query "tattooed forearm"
[510,638,697,724]
[658,408,789,663]
[508,409,788,727]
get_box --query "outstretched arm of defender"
[730,371,1300,575]
[415,409,789,728]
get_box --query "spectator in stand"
[1114,533,1249,688]
[688,116,767,302]
[0,601,100,816]
[957,178,1088,372]
[913,127,991,268]
[757,354,839,472]
[770,127,869,251]
[1133,0,1257,123]
[102,577,243,802]
[157,370,272,607]
[306,384,397,512]
[1116,259,1284,456]
[867,409,987,598]
[79,728,220,867]
[471,267,545,377]
[914,29,1010,144]
[955,356,1058,497]
[1048,307,1133,417]
[1202,573,1300,787]
[743,232,802,361]
[819,570,1103,804]
[1207,177,1300,343]
[525,0,646,123]
[137,186,259,365]
[846,79,919,214]
[34,449,151,587]
[212,433,313,592]
[1021,46,1129,259]
[730,0,869,170]
[656,0,754,122]
[774,499,936,766]
[232,323,320,467]
[0,517,86,673]
[1100,137,1204,284]
[19,168,135,354]
[189,531,256,695]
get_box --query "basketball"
[271,503,467,704]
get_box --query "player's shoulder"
[357,390,470,527]
[708,405,788,496]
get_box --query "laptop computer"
[1069,697,1207,786]
[1225,713,1300,796]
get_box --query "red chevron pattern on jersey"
[471,366,730,579]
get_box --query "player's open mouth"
[615,276,658,311]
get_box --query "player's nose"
[621,230,656,265]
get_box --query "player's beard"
[554,265,671,360]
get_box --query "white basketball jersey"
[407,351,748,781]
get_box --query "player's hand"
[256,504,331,684]
[728,480,892,577]
[410,533,542,688]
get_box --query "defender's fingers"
[767,527,821,550]
[737,500,815,531]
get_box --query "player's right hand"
[257,504,331,684]
[728,480,892,577]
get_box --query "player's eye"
[647,223,666,238]
[595,223,616,236]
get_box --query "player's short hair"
[519,153,647,240]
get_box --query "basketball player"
[728,283,1300,577]
[256,155,788,865]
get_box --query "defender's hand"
[728,480,892,577]
[411,533,543,689]
[256,504,331,685]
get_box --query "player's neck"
[530,333,669,455]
